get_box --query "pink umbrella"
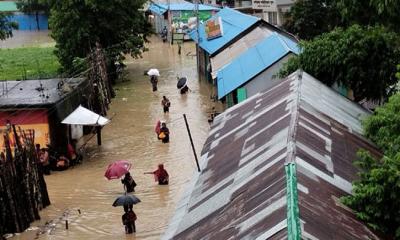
[105,160,132,180]
[155,120,161,135]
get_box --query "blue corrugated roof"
[149,2,219,15]
[189,7,259,55]
[148,3,166,15]
[217,33,299,99]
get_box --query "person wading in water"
[144,164,169,185]
[161,96,171,114]
[150,75,158,92]
[122,206,137,233]
[158,122,170,143]
[121,172,137,193]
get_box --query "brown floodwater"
[0,30,54,48]
[10,36,221,240]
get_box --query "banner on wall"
[205,16,223,40]
[0,110,50,152]
[0,123,50,151]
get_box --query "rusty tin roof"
[164,70,381,240]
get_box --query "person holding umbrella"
[105,160,135,192]
[177,76,189,94]
[121,172,137,193]
[122,206,137,234]
[147,69,160,92]
[113,194,141,233]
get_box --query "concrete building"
[235,0,295,26]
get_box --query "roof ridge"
[285,70,303,164]
[285,70,303,239]
[275,32,292,53]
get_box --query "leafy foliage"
[396,65,400,82]
[338,0,400,33]
[48,0,152,74]
[280,25,400,101]
[0,13,18,40]
[363,93,400,156]
[283,0,341,40]
[342,93,400,238]
[16,0,49,14]
[342,150,400,238]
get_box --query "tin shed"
[164,70,382,240]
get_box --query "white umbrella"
[61,106,110,126]
[147,68,160,76]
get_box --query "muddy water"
[11,37,219,240]
[0,30,54,48]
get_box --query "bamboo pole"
[0,125,50,237]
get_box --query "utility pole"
[195,0,200,76]
[183,114,201,172]
[167,0,171,44]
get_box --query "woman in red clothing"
[145,164,169,185]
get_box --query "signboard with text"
[205,16,223,40]
[252,0,276,10]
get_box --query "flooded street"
[0,31,54,48]
[11,37,218,240]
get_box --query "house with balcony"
[235,0,295,26]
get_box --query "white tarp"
[62,106,110,126]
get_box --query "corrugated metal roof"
[148,1,219,15]
[217,32,299,99]
[0,78,86,108]
[189,7,260,55]
[164,70,382,240]
[210,25,273,79]
[0,1,18,12]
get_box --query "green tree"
[342,93,400,238]
[342,150,400,238]
[280,25,400,101]
[49,0,152,77]
[338,0,400,32]
[16,0,49,30]
[0,13,18,40]
[363,93,400,156]
[283,0,341,40]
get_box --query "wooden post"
[183,114,201,172]
[96,126,102,146]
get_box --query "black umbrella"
[112,194,141,207]
[177,77,187,89]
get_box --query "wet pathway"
[11,37,218,240]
